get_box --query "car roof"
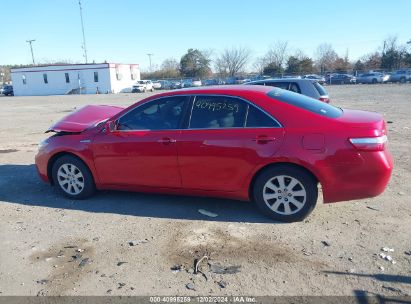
[147,85,274,98]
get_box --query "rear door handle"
[158,137,177,144]
[252,136,276,144]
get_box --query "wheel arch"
[248,162,320,201]
[47,151,92,185]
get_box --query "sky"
[1,0,411,71]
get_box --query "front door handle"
[158,137,177,144]
[252,136,276,144]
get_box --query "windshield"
[267,88,342,118]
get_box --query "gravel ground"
[0,84,410,297]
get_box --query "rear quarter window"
[267,89,342,118]
[312,82,328,96]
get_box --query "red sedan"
[35,85,393,222]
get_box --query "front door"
[92,95,189,188]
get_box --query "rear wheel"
[400,77,406,84]
[52,155,95,199]
[372,78,377,84]
[253,166,318,222]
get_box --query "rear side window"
[289,83,300,93]
[265,82,289,90]
[190,96,247,129]
[246,105,280,128]
[313,82,328,96]
[267,89,342,118]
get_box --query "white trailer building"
[11,63,140,96]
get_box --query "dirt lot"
[0,84,410,297]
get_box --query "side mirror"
[106,120,117,133]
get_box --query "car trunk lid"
[337,109,388,151]
[47,105,125,133]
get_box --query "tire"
[51,155,95,199]
[372,78,377,84]
[340,80,344,85]
[151,87,154,92]
[400,77,406,84]
[253,165,318,222]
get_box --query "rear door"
[178,95,284,192]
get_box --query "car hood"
[47,105,125,133]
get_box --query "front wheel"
[52,155,95,199]
[253,166,318,222]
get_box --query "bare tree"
[252,56,267,75]
[161,58,179,71]
[314,43,338,73]
[215,47,252,77]
[264,41,289,70]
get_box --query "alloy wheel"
[262,175,307,215]
[57,163,85,195]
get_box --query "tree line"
[1,36,410,84]
[142,36,411,79]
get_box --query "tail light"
[319,97,330,103]
[349,135,387,151]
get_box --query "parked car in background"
[1,85,14,96]
[204,79,226,86]
[245,78,330,103]
[159,80,172,90]
[182,79,194,88]
[356,72,384,84]
[152,81,162,89]
[192,79,202,87]
[303,74,326,84]
[132,80,154,93]
[170,81,183,89]
[389,70,411,83]
[325,74,356,85]
[35,85,393,222]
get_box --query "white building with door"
[11,63,140,96]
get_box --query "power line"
[26,39,36,65]
[78,0,88,63]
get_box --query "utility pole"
[147,53,153,72]
[26,39,36,65]
[78,0,88,63]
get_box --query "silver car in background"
[389,70,411,83]
[356,72,385,84]
[245,78,330,103]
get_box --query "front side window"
[189,96,247,129]
[94,71,99,82]
[43,73,48,84]
[117,96,189,130]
